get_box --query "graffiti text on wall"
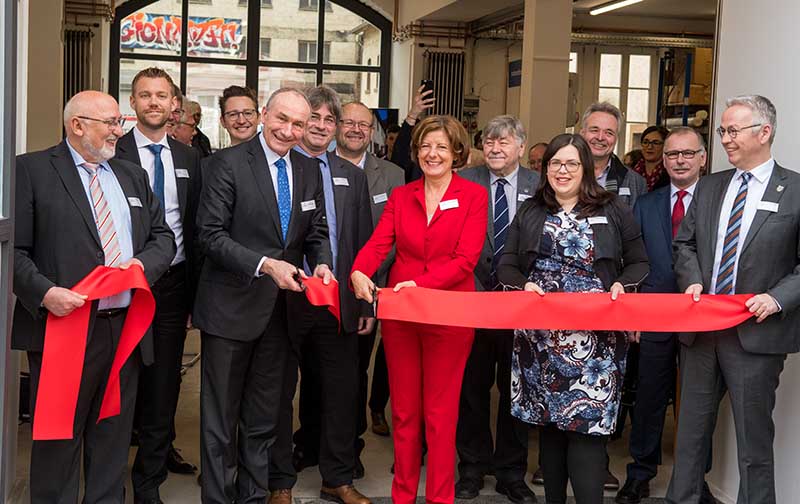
[120,13,244,56]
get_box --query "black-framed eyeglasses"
[340,119,372,130]
[664,149,704,160]
[547,159,581,173]
[223,109,258,121]
[716,123,762,139]
[641,139,664,147]
[77,115,126,129]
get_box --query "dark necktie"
[492,178,509,285]
[671,190,687,238]
[275,157,291,240]
[715,172,752,294]
[147,143,165,209]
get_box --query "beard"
[81,135,116,162]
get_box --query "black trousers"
[132,263,189,499]
[540,425,607,504]
[28,310,140,504]
[200,295,291,504]
[456,329,528,484]
[356,323,390,453]
[270,305,359,489]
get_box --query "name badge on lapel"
[587,216,608,225]
[333,177,349,186]
[439,199,459,211]
[373,193,388,204]
[127,197,142,208]
[175,169,190,179]
[758,201,779,213]
[619,187,631,196]
[301,200,317,212]
[517,193,532,202]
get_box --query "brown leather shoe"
[370,411,390,437]
[320,484,371,504]
[269,489,292,504]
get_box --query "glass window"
[628,55,651,88]
[118,59,182,132]
[599,53,621,87]
[120,0,183,57]
[598,87,620,108]
[322,70,380,107]
[626,88,649,123]
[187,0,248,59]
[324,1,380,66]
[569,51,578,73]
[258,67,317,105]
[298,41,330,63]
[186,63,247,149]
[261,0,318,63]
[260,37,271,59]
[300,0,331,11]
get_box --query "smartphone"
[420,79,434,97]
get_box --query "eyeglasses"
[223,109,258,121]
[547,159,582,173]
[664,149,704,160]
[716,123,762,139]
[641,139,664,147]
[340,119,372,130]
[77,115,126,129]
[178,121,197,129]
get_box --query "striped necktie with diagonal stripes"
[715,171,752,295]
[491,178,510,287]
[82,162,123,267]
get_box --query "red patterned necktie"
[671,190,687,238]
[83,162,122,266]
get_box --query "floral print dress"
[510,209,628,436]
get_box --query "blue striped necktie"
[275,157,291,240]
[492,178,509,286]
[147,143,165,209]
[715,172,752,294]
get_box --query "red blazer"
[352,173,488,292]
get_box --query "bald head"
[63,90,124,163]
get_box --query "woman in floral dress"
[497,133,649,504]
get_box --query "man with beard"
[115,67,203,504]
[334,101,405,475]
[269,85,373,504]
[13,90,174,503]
[218,85,260,147]
[194,88,332,504]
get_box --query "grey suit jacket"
[362,152,405,287]
[673,163,800,354]
[605,154,647,208]
[459,165,540,290]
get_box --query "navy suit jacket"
[633,185,680,342]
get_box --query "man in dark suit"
[617,127,709,504]
[13,90,175,503]
[457,115,539,504]
[669,95,800,503]
[334,101,405,467]
[114,67,203,503]
[269,85,373,504]
[194,87,333,504]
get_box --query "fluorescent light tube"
[589,0,644,16]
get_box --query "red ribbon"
[33,266,155,441]
[302,276,340,325]
[303,281,752,332]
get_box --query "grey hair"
[484,115,527,145]
[581,102,622,133]
[183,100,201,121]
[666,126,706,151]
[265,87,312,112]
[305,84,342,121]
[62,95,81,129]
[725,94,777,144]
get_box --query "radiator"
[63,28,93,105]
[424,50,465,120]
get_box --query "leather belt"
[95,308,128,318]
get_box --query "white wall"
[707,1,800,502]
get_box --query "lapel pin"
[777,185,784,192]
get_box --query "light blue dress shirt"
[294,146,338,275]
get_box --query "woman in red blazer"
[351,115,488,504]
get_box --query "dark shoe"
[531,467,544,486]
[353,456,365,480]
[604,470,620,491]
[700,481,718,504]
[371,411,390,437]
[455,476,484,499]
[292,448,319,472]
[130,428,139,447]
[134,498,163,504]
[320,484,371,504]
[269,489,293,504]
[166,445,197,474]
[496,480,538,504]
[615,478,649,504]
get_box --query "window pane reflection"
[260,0,318,63]
[322,70,380,107]
[324,1,380,66]
[120,0,183,57]
[186,63,247,150]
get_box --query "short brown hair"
[411,115,470,170]
[131,67,177,96]
[218,85,258,115]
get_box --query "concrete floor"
[13,329,677,502]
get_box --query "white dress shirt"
[670,181,698,217]
[710,158,775,294]
[490,166,521,224]
[256,133,294,277]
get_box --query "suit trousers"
[270,305,359,489]
[456,328,529,484]
[200,295,291,504]
[382,320,474,504]
[356,323,390,454]
[666,328,786,504]
[132,263,189,499]
[28,310,140,504]
[626,335,677,482]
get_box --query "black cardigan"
[496,197,649,292]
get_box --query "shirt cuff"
[256,256,268,277]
